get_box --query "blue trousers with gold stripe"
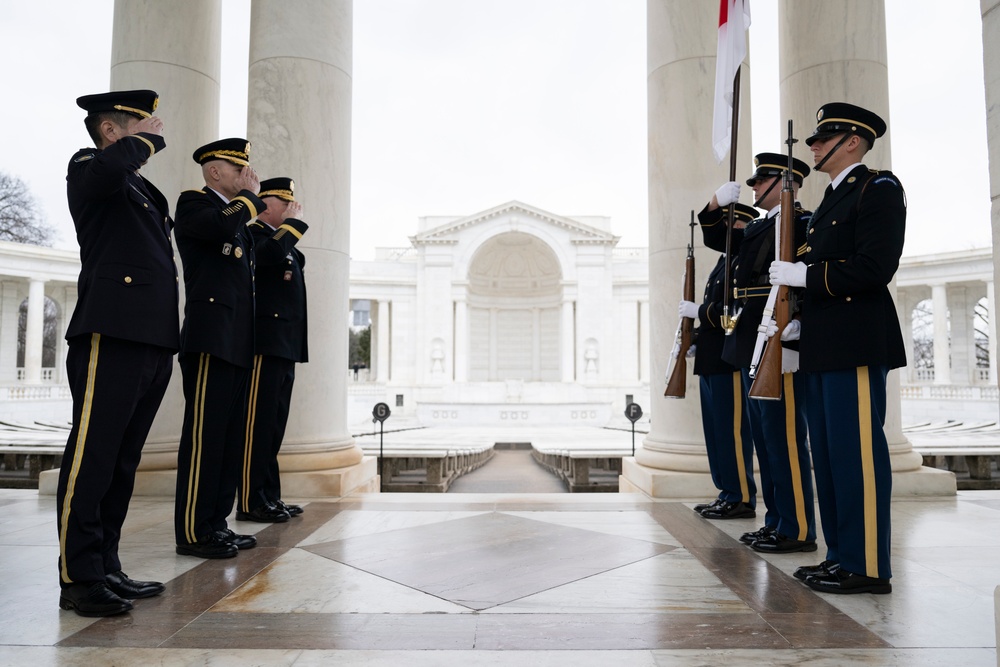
[239,355,296,512]
[743,369,815,541]
[57,334,172,586]
[699,371,756,506]
[174,353,249,545]
[804,366,892,580]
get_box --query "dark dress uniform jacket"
[66,133,179,349]
[799,165,907,372]
[693,255,740,376]
[174,188,263,368]
[699,204,810,368]
[247,219,309,362]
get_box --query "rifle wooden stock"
[664,250,696,398]
[748,142,796,400]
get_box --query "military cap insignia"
[289,180,295,192]
[245,142,251,154]
[152,97,159,112]
[753,156,760,166]
[817,108,824,121]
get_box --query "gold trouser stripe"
[59,333,101,584]
[783,373,808,541]
[732,371,750,503]
[242,355,264,509]
[856,367,878,577]
[183,354,210,544]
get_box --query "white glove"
[714,181,741,207]
[670,342,680,360]
[764,318,778,338]
[781,348,800,374]
[686,344,697,359]
[781,319,801,341]
[769,260,808,287]
[678,300,700,320]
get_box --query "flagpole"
[722,67,741,334]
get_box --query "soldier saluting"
[173,139,263,559]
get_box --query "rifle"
[748,120,796,400]
[664,212,697,398]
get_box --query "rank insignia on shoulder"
[222,243,232,256]
[74,154,95,162]
[234,247,243,259]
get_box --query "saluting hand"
[133,116,164,136]
[237,166,261,195]
[284,201,303,220]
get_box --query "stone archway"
[466,232,562,382]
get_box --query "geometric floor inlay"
[304,512,674,610]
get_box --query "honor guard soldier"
[770,103,905,595]
[681,203,758,521]
[58,90,177,616]
[173,139,264,559]
[700,155,817,554]
[237,177,309,523]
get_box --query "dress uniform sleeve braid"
[71,133,166,198]
[698,204,738,253]
[252,217,309,266]
[174,189,265,242]
[808,177,905,299]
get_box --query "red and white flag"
[712,0,751,163]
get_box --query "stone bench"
[0,443,65,486]
[356,443,495,492]
[531,448,630,493]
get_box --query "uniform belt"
[733,286,771,299]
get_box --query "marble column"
[376,299,391,382]
[932,284,951,385]
[948,286,972,384]
[989,281,997,383]
[561,299,575,382]
[780,0,952,495]
[453,298,467,382]
[108,0,223,482]
[898,290,916,384]
[247,0,374,496]
[22,279,45,384]
[0,282,20,384]
[984,1,1000,396]
[639,300,650,384]
[622,0,751,498]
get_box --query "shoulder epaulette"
[181,189,206,194]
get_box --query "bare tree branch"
[0,171,54,246]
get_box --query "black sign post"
[624,402,643,456]
[372,402,391,463]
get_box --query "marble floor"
[0,487,997,666]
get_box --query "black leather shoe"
[700,500,756,520]
[59,582,133,617]
[751,532,818,554]
[277,500,303,516]
[739,525,775,545]
[693,498,723,514]
[176,533,238,559]
[236,503,290,523]
[215,528,257,550]
[805,568,891,595]
[794,560,840,581]
[105,570,165,599]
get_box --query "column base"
[619,458,957,500]
[619,457,721,499]
[38,456,380,498]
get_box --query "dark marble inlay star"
[303,511,674,610]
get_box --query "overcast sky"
[0,0,991,260]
